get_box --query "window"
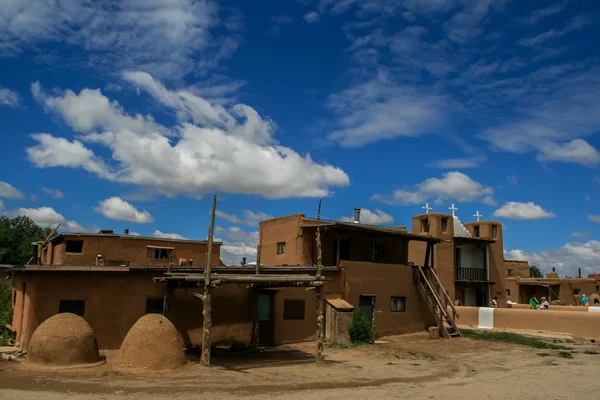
[374,245,385,257]
[421,219,429,233]
[506,289,511,296]
[473,226,480,238]
[283,299,305,320]
[455,247,462,268]
[146,298,164,314]
[59,300,85,316]
[492,225,498,238]
[149,248,171,260]
[441,218,448,233]
[277,242,286,254]
[65,240,84,253]
[574,289,581,295]
[507,268,513,275]
[390,296,406,312]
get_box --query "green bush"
[348,309,373,344]
[0,282,12,346]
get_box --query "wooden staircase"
[411,241,461,338]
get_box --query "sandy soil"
[1,332,599,399]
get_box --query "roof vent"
[124,228,129,235]
[353,208,361,224]
[99,230,115,235]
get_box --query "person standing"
[529,295,539,309]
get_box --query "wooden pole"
[251,244,261,349]
[315,200,324,364]
[201,195,217,367]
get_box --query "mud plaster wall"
[50,236,221,267]
[259,215,305,266]
[341,261,435,335]
[505,278,599,305]
[452,306,479,326]
[504,260,530,278]
[11,271,252,350]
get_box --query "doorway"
[258,292,275,347]
[359,295,375,327]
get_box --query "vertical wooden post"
[371,297,376,344]
[251,243,261,349]
[201,195,217,367]
[162,285,172,317]
[335,237,340,267]
[315,200,325,364]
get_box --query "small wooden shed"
[325,298,355,343]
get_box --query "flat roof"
[453,236,496,244]
[48,232,222,245]
[9,265,341,273]
[301,219,441,243]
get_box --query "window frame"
[65,239,84,254]
[421,219,429,233]
[390,296,406,312]
[473,225,480,238]
[507,268,513,275]
[441,218,448,233]
[276,242,286,255]
[148,247,171,260]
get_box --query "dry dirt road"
[1,332,599,399]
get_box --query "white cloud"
[0,200,4,213]
[153,230,188,240]
[443,0,504,43]
[518,15,591,47]
[0,88,19,107]
[519,2,568,25]
[215,226,259,265]
[0,0,240,80]
[215,209,274,227]
[427,156,486,169]
[327,70,447,147]
[507,175,518,184]
[10,206,87,232]
[95,197,154,224]
[340,208,394,225]
[42,188,64,199]
[588,215,600,224]
[26,76,349,199]
[372,172,494,206]
[493,202,556,220]
[269,14,294,35]
[0,181,24,199]
[504,241,600,277]
[536,139,600,166]
[571,232,592,239]
[303,12,320,23]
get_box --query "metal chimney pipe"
[353,208,361,224]
[578,268,581,278]
[552,267,556,272]
[242,257,247,266]
[124,228,129,235]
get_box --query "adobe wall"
[504,260,530,278]
[50,236,221,267]
[341,261,435,336]
[506,278,599,305]
[454,306,600,341]
[259,214,304,266]
[11,271,251,350]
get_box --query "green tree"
[348,309,373,344]
[0,215,51,265]
[530,265,543,278]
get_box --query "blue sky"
[1,0,599,274]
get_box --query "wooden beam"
[193,292,205,301]
[201,195,217,367]
[162,285,173,317]
[315,199,324,365]
[255,244,261,275]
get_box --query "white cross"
[449,203,458,217]
[474,211,483,222]
[422,202,432,214]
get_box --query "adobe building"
[407,212,505,307]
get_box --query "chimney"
[353,208,361,224]
[552,267,556,272]
[578,268,581,278]
[242,257,247,266]
[124,228,129,235]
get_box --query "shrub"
[348,309,373,344]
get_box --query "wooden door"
[359,295,375,327]
[258,292,275,347]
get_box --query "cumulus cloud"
[372,171,494,206]
[0,0,241,80]
[588,215,600,224]
[571,232,592,239]
[518,15,591,47]
[153,230,188,240]
[10,206,87,232]
[215,209,273,226]
[427,156,487,169]
[303,12,320,23]
[42,188,65,199]
[493,202,556,220]
[0,200,5,213]
[0,181,24,199]
[340,208,394,225]
[504,241,600,277]
[26,76,349,199]
[95,197,154,224]
[0,88,19,107]
[215,226,259,265]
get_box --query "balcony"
[455,267,488,282]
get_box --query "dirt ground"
[1,331,599,399]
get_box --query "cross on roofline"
[474,211,483,222]
[422,202,432,214]
[449,203,458,217]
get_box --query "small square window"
[574,289,581,295]
[507,268,513,275]
[421,219,429,233]
[492,225,498,238]
[277,242,286,254]
[473,226,480,238]
[506,289,511,296]
[390,296,406,312]
[149,248,171,260]
[146,298,164,314]
[283,299,305,319]
[65,240,84,253]
[441,218,448,232]
[59,300,85,316]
